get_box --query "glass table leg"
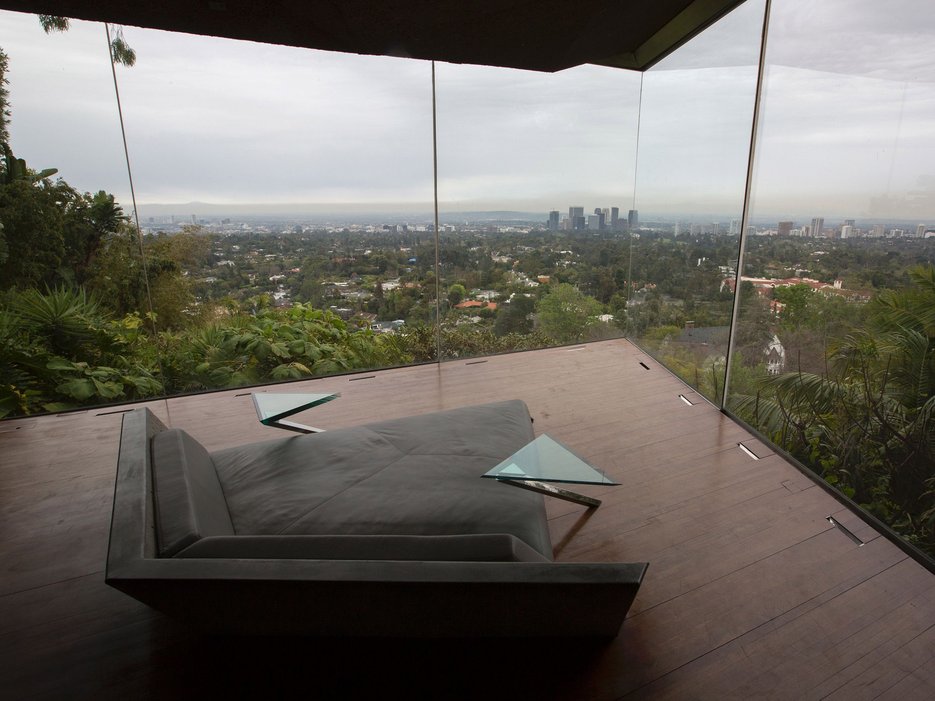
[498,478,601,508]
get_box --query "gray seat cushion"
[151,428,235,557]
[211,400,552,558]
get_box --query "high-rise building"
[810,217,824,238]
[628,209,639,231]
[841,225,854,239]
[917,223,926,238]
[778,221,793,236]
[592,208,606,229]
[600,208,609,230]
[729,219,741,235]
[610,207,620,230]
[569,206,585,231]
[548,210,560,231]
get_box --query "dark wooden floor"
[2,339,934,699]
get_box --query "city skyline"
[2,1,934,219]
[133,201,931,236]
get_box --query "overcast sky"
[2,0,934,223]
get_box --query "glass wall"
[2,10,644,415]
[115,28,436,392]
[725,0,935,560]
[434,62,641,360]
[628,0,766,403]
[0,13,438,417]
[4,3,934,565]
[0,13,141,417]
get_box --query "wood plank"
[0,338,932,699]
[823,609,935,700]
[633,557,934,698]
[567,532,913,699]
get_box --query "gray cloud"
[2,1,934,222]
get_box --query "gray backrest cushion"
[151,428,235,557]
[174,533,550,562]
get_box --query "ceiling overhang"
[0,0,747,72]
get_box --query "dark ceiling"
[0,0,747,72]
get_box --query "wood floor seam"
[3,339,933,699]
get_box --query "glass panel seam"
[431,61,441,364]
[722,0,773,409]
[104,22,165,381]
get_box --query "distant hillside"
[135,202,548,225]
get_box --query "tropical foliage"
[159,304,410,392]
[0,286,160,416]
[0,287,414,418]
[733,266,935,558]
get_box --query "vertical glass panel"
[727,0,935,562]
[111,30,434,396]
[0,13,145,418]
[629,0,766,402]
[434,62,641,360]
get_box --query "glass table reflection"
[482,434,619,508]
[251,392,339,433]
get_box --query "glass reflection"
[0,13,149,417]
[727,0,935,561]
[629,0,766,403]
[1,15,440,416]
[434,61,641,360]
[114,31,435,393]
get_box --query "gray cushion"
[211,400,552,558]
[151,428,234,557]
[174,533,550,562]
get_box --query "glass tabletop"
[482,434,619,485]
[252,392,339,424]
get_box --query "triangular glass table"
[482,434,619,508]
[252,392,339,434]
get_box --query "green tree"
[0,48,9,145]
[0,176,124,293]
[447,283,467,306]
[38,15,136,67]
[0,179,66,289]
[536,283,602,343]
[61,190,126,284]
[733,281,774,367]
[734,266,935,558]
[772,283,812,329]
[494,295,534,336]
[84,227,213,329]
